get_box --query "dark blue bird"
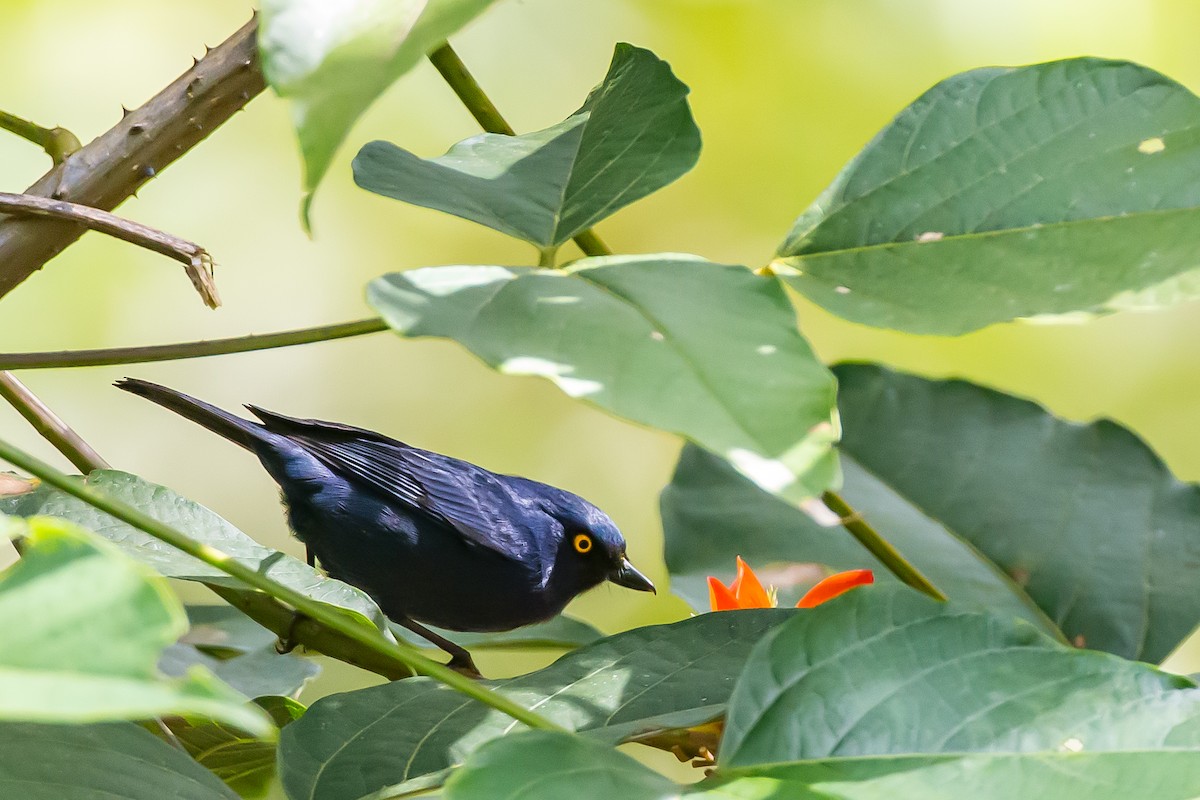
[115,379,655,675]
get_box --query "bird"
[115,378,655,676]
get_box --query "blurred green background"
[3,0,1200,696]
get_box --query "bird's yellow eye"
[573,533,593,554]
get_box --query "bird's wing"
[247,406,534,562]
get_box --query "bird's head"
[523,483,656,597]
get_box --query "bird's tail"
[114,378,264,451]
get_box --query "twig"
[0,109,81,165]
[0,372,109,472]
[0,317,388,370]
[0,16,264,301]
[0,192,219,308]
[427,43,610,258]
[822,490,946,601]
[0,436,564,731]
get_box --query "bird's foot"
[447,652,483,680]
[275,610,308,654]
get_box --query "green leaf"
[660,443,1057,636]
[259,0,499,223]
[693,752,1200,800]
[391,614,603,651]
[445,730,675,800]
[184,604,281,658]
[834,363,1200,662]
[150,696,306,800]
[0,470,390,635]
[721,586,1200,768]
[0,516,271,735]
[446,734,1200,800]
[369,256,839,503]
[0,721,239,799]
[159,644,319,699]
[354,44,701,247]
[278,609,792,800]
[774,58,1200,333]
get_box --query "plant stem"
[0,192,219,308]
[822,490,946,601]
[0,109,81,164]
[428,43,609,260]
[0,372,109,472]
[537,246,558,268]
[0,318,388,370]
[0,436,563,732]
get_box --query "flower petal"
[733,556,772,609]
[796,569,875,608]
[708,576,741,611]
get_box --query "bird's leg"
[398,618,482,679]
[276,547,318,654]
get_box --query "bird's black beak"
[609,558,656,594]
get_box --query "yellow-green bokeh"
[3,0,1199,700]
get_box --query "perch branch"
[0,16,264,300]
[0,372,108,472]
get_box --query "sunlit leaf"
[355,44,700,247]
[259,0,499,224]
[776,58,1200,333]
[0,516,270,734]
[370,256,839,504]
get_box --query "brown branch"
[0,372,109,472]
[0,193,218,308]
[0,16,264,300]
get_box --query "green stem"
[537,246,558,268]
[0,317,388,370]
[0,436,563,732]
[822,490,946,601]
[0,371,109,472]
[427,43,607,260]
[0,109,81,164]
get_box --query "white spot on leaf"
[727,448,796,493]
[650,331,665,341]
[1061,738,1084,752]
[499,357,603,397]
[756,345,777,355]
[1138,137,1165,154]
[915,231,945,243]
[834,285,851,295]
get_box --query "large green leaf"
[259,0,498,222]
[369,256,839,502]
[278,609,792,800]
[660,443,1055,634]
[354,44,701,248]
[0,721,239,799]
[0,517,270,734]
[444,731,1200,800]
[694,753,1200,800]
[775,58,1200,333]
[445,730,675,800]
[721,587,1200,768]
[834,363,1200,662]
[0,470,390,634]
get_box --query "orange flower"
[708,557,873,611]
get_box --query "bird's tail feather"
[114,378,263,451]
